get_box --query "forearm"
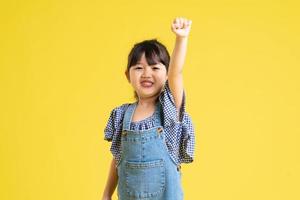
[168,36,188,75]
[102,157,118,198]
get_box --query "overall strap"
[153,101,162,127]
[122,103,136,131]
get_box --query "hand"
[102,197,112,200]
[171,17,192,38]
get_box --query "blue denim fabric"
[116,101,183,200]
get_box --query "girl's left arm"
[168,17,192,118]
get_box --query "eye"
[152,64,161,70]
[134,65,143,69]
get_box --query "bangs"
[127,39,170,73]
[129,42,164,67]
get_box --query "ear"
[125,70,130,82]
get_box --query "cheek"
[157,73,167,81]
[129,73,140,83]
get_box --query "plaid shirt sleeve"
[104,104,128,163]
[159,80,195,163]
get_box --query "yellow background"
[1,0,299,199]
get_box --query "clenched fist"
[171,17,192,38]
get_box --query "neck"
[137,96,159,107]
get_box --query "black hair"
[126,38,170,101]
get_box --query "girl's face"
[126,53,168,100]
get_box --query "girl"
[102,17,195,200]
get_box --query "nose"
[141,66,152,77]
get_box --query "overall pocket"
[125,159,165,198]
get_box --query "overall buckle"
[157,127,163,134]
[122,130,127,136]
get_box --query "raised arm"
[168,17,192,119]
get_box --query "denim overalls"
[116,100,183,200]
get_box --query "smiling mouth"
[140,81,154,87]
